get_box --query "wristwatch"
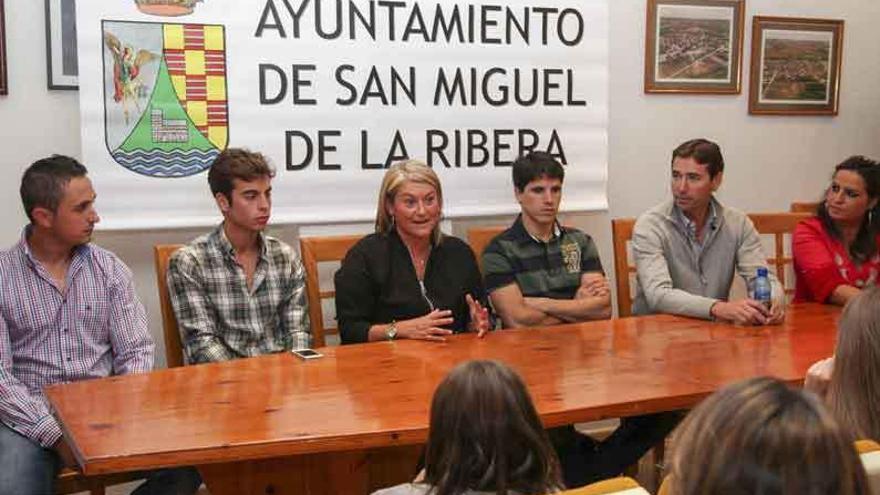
[385,322,398,341]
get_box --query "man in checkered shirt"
[168,148,311,364]
[0,156,201,494]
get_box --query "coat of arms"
[103,20,228,177]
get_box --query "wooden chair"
[299,235,363,348]
[154,244,186,368]
[611,219,637,317]
[790,201,820,214]
[466,226,506,270]
[857,439,880,495]
[561,476,649,495]
[748,212,812,300]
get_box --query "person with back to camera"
[666,376,870,495]
[335,160,491,344]
[372,360,564,495]
[804,286,880,443]
[793,156,880,305]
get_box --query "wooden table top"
[46,303,840,475]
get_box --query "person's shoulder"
[440,234,471,252]
[174,232,213,260]
[483,224,519,254]
[633,201,673,237]
[263,234,297,259]
[794,216,823,234]
[83,244,134,280]
[561,226,595,244]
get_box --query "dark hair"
[512,151,565,192]
[424,360,563,495]
[816,156,880,263]
[670,377,869,495]
[671,139,724,178]
[20,155,89,223]
[207,148,275,202]
[828,286,880,441]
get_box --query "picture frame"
[749,16,844,116]
[0,0,7,95]
[644,0,745,94]
[45,0,78,90]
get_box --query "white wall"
[1,1,878,368]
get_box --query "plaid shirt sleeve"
[107,257,154,374]
[0,313,62,447]
[167,250,235,364]
[279,250,311,350]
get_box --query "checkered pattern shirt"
[167,225,310,364]
[0,230,153,447]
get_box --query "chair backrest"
[466,226,506,271]
[299,235,363,348]
[748,212,812,299]
[611,218,637,317]
[562,476,649,495]
[857,439,880,495]
[791,201,820,214]
[154,244,185,368]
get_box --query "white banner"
[77,0,608,230]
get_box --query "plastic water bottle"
[753,267,772,310]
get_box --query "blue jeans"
[0,422,59,494]
[0,422,202,495]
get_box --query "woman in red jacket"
[793,156,880,304]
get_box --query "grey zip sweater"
[631,197,782,319]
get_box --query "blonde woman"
[805,286,880,441]
[668,377,869,495]
[335,160,490,344]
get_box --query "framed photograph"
[644,0,745,94]
[45,0,78,90]
[749,17,844,116]
[0,0,7,95]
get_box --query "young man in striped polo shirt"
[481,152,673,487]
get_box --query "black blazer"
[334,230,487,344]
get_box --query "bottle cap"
[757,267,768,277]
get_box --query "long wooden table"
[45,303,840,494]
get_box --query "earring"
[390,215,396,230]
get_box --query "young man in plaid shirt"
[168,148,311,364]
[0,155,201,494]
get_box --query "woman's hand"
[804,357,834,399]
[466,294,491,338]
[397,309,454,342]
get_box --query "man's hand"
[767,299,785,325]
[804,357,834,399]
[710,299,770,326]
[54,438,77,469]
[578,272,610,298]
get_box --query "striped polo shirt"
[481,215,604,299]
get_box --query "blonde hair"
[374,160,443,246]
[828,286,880,440]
[670,377,869,495]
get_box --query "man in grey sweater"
[632,138,785,324]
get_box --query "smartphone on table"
[291,348,323,360]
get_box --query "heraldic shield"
[103,21,228,177]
